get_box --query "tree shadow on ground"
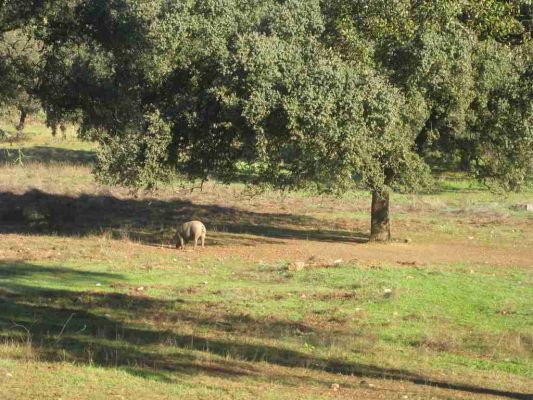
[0,146,96,165]
[0,261,529,399]
[0,189,368,245]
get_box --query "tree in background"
[0,28,41,135]
[323,0,532,237]
[6,0,532,240]
[0,1,76,136]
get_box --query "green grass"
[1,122,532,399]
[1,257,532,398]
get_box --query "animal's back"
[176,220,206,249]
[188,220,205,238]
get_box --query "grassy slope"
[0,123,532,399]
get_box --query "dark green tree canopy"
[2,0,531,239]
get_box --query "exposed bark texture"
[370,190,391,242]
[15,109,27,136]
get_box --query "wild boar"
[175,220,206,250]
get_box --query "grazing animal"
[175,220,206,250]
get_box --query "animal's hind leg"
[193,237,198,250]
[176,234,184,250]
[201,233,205,248]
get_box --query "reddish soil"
[189,235,533,268]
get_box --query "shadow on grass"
[0,262,118,281]
[0,260,530,399]
[0,146,96,165]
[0,189,368,245]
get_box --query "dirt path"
[203,235,533,268]
[1,232,531,269]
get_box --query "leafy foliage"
[0,28,41,124]
[1,0,531,237]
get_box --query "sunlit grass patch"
[1,259,531,383]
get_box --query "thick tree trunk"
[50,122,58,137]
[16,109,27,136]
[461,153,472,173]
[60,123,67,139]
[370,190,391,242]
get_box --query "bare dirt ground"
[2,230,531,269]
[203,236,533,268]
